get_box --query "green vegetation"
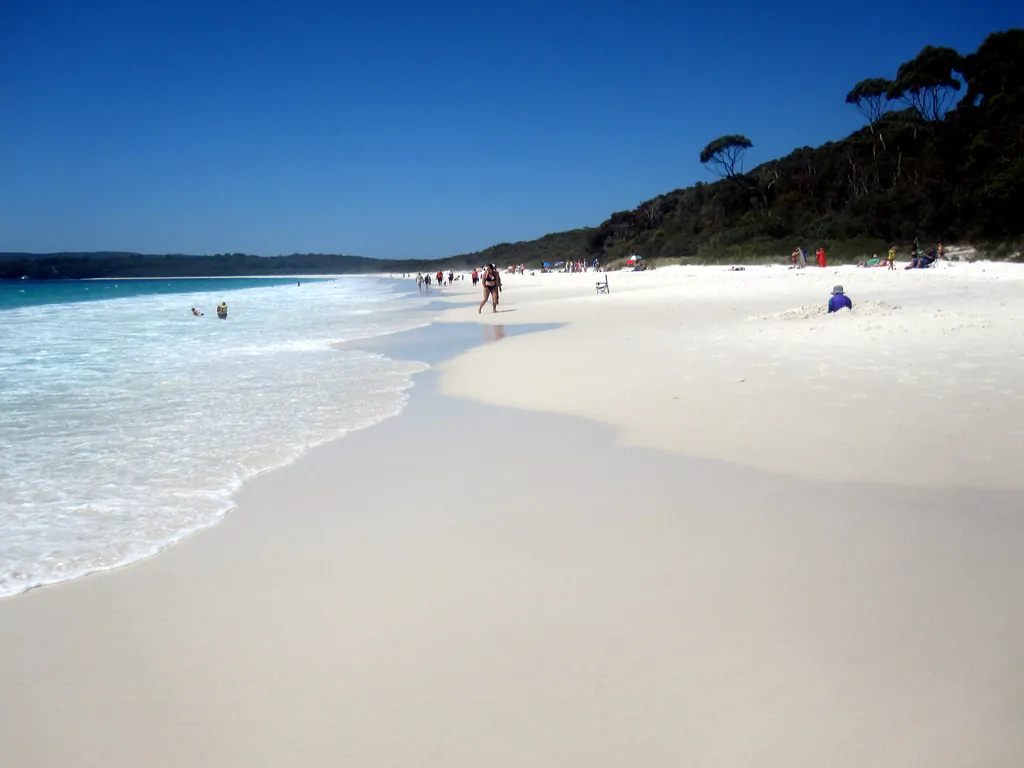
[2,29,1020,279]
[582,30,1024,266]
[699,135,754,180]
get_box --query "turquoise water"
[0,276,430,598]
[0,277,321,311]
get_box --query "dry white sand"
[440,260,1024,489]
[2,260,1023,767]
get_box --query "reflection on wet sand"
[483,325,506,343]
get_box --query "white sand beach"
[441,261,1024,489]
[2,261,1023,767]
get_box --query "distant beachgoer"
[448,270,454,284]
[190,307,203,316]
[937,242,945,259]
[791,247,801,268]
[905,252,936,269]
[479,264,501,314]
[436,270,444,286]
[416,273,424,292]
[800,247,808,266]
[471,269,479,286]
[817,248,827,268]
[888,248,896,270]
[827,285,852,313]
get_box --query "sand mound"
[755,300,902,322]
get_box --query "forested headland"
[2,29,1020,280]
[468,28,1023,268]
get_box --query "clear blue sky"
[2,0,1020,258]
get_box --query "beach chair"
[596,275,609,295]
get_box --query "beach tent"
[542,262,551,268]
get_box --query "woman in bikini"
[478,264,501,314]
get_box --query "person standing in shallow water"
[478,264,501,314]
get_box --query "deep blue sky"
[2,0,1020,258]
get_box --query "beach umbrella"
[542,262,550,268]
[627,254,643,264]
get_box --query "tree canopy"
[845,78,892,125]
[699,135,753,179]
[887,45,965,121]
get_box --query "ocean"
[0,276,429,598]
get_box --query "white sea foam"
[0,278,429,598]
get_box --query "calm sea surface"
[0,277,429,598]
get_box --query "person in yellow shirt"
[887,247,896,270]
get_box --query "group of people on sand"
[788,238,946,272]
[413,265,503,312]
[789,247,829,268]
[415,269,465,293]
[856,239,944,270]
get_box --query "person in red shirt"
[816,248,827,268]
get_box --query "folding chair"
[595,275,609,295]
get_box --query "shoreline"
[0,277,427,600]
[3,371,1022,766]
[2,264,1023,765]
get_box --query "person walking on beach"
[828,285,852,313]
[816,248,827,268]
[471,268,479,287]
[887,247,896,270]
[416,273,424,292]
[478,264,501,314]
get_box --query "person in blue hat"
[827,285,852,313]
